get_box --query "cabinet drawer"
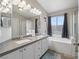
[41,39,48,55]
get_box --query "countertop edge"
[0,36,49,57]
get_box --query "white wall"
[0,27,11,43]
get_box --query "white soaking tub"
[48,36,75,57]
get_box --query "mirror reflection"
[12,0,42,38]
[0,0,45,43]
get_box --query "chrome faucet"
[19,35,24,40]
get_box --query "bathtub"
[48,37,75,57]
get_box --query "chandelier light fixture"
[14,0,42,15]
[30,8,42,15]
[0,0,42,15]
[0,0,12,13]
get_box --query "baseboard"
[40,50,49,59]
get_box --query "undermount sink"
[15,35,45,44]
[15,39,31,44]
[36,35,44,39]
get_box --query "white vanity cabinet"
[41,38,48,55]
[0,49,23,59]
[0,56,6,59]
[33,38,48,59]
[45,38,48,51]
[0,37,48,59]
[0,55,6,59]
[34,41,42,59]
[23,44,35,59]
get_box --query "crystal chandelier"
[0,0,42,15]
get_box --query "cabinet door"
[0,49,23,59]
[41,39,45,55]
[41,39,48,55]
[45,38,48,51]
[0,55,7,59]
[8,49,22,59]
[34,41,42,59]
[23,44,35,59]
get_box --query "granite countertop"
[0,35,49,57]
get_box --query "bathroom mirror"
[12,4,41,38]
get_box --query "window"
[51,16,64,35]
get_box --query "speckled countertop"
[0,35,49,57]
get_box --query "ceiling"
[36,0,78,13]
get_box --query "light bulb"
[21,0,26,5]
[33,8,36,11]
[36,9,38,13]
[7,4,12,9]
[23,4,31,10]
[18,0,26,9]
[37,11,41,15]
[18,2,23,8]
[2,8,9,13]
[19,8,23,11]
[39,11,42,14]
[27,4,31,9]
[1,2,7,6]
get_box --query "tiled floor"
[41,50,74,59]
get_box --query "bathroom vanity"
[0,0,48,59]
[0,35,48,59]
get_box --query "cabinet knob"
[38,47,40,49]
[24,48,26,51]
[19,50,23,52]
[38,54,40,57]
